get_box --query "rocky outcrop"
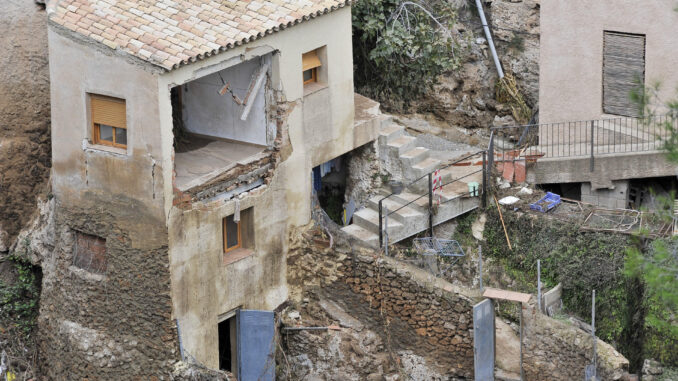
[0,0,51,249]
[417,0,540,130]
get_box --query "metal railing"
[378,150,488,247]
[488,114,677,171]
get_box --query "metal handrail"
[378,150,488,247]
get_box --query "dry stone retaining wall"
[288,226,479,378]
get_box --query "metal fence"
[488,115,677,171]
[378,150,488,247]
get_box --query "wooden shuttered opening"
[302,50,321,71]
[603,31,646,117]
[91,94,126,128]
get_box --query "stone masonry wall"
[36,193,179,379]
[523,304,629,381]
[287,224,479,379]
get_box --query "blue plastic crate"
[530,192,561,213]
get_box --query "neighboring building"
[44,0,381,378]
[528,0,678,207]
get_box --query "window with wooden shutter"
[90,94,127,148]
[302,49,322,85]
[603,31,646,117]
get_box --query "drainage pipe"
[474,0,504,79]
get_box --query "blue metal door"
[237,310,275,381]
[474,299,495,381]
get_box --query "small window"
[223,215,241,253]
[90,94,127,148]
[73,231,107,274]
[302,49,322,85]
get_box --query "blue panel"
[237,310,275,381]
[473,299,495,381]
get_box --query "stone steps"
[341,121,481,246]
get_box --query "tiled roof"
[47,0,352,70]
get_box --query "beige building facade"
[46,0,381,377]
[540,0,678,124]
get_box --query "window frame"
[303,67,317,85]
[223,215,242,253]
[302,49,322,86]
[90,94,128,149]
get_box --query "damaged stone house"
[43,0,383,377]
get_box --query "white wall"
[540,0,678,124]
[182,55,270,146]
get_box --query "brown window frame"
[302,49,322,86]
[303,68,317,85]
[223,215,242,253]
[90,94,128,149]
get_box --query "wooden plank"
[603,31,645,117]
[482,287,532,304]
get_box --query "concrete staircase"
[342,122,483,247]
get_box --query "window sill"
[223,248,254,266]
[82,140,128,156]
[304,82,328,97]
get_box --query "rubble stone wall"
[287,226,479,379]
[523,305,629,381]
[36,193,178,379]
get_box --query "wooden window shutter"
[603,31,645,117]
[91,94,127,128]
[302,50,321,71]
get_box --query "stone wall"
[35,193,179,379]
[523,304,629,381]
[287,224,480,379]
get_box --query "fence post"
[590,120,595,172]
[478,245,483,291]
[482,151,488,208]
[488,130,495,180]
[428,173,433,237]
[378,199,383,248]
[537,259,542,314]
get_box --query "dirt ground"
[0,0,51,249]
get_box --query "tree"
[352,0,462,109]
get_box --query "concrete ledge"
[526,150,676,184]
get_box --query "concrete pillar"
[580,180,629,209]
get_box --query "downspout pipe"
[474,0,505,79]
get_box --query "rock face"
[416,0,540,130]
[0,0,52,249]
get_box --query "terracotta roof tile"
[49,0,351,70]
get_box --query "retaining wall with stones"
[287,226,480,379]
[523,304,629,381]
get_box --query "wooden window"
[90,94,127,148]
[302,50,322,85]
[73,231,107,274]
[603,31,646,117]
[223,215,241,253]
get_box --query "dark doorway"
[538,182,582,200]
[218,316,236,372]
[313,155,348,224]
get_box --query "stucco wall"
[539,0,678,124]
[48,27,166,218]
[158,7,359,368]
[182,55,270,146]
